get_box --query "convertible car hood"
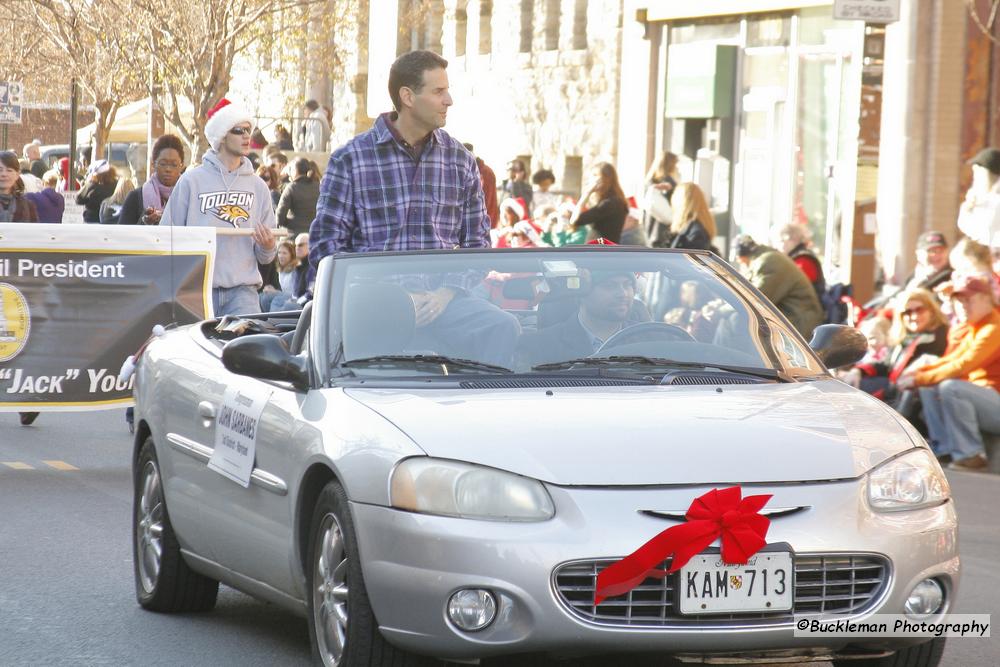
[344,380,917,486]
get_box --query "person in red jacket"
[778,223,825,298]
[463,143,499,228]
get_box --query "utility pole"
[69,78,78,189]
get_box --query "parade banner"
[0,224,215,411]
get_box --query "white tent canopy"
[76,97,195,145]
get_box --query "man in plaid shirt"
[309,50,520,366]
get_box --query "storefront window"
[747,15,790,47]
[670,21,740,45]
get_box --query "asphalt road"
[0,410,997,666]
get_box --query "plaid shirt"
[309,113,489,291]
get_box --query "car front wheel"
[307,480,434,667]
[133,437,219,612]
[834,637,946,667]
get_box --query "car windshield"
[323,249,825,378]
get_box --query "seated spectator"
[542,202,587,247]
[847,289,948,425]
[735,235,824,339]
[778,223,825,299]
[948,236,1000,303]
[260,239,300,311]
[275,158,320,236]
[99,177,135,224]
[491,198,527,247]
[25,170,65,223]
[898,275,1000,470]
[905,231,953,293]
[268,233,310,311]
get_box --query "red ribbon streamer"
[594,486,772,605]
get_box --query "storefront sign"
[0,224,214,411]
[666,44,738,119]
[833,0,900,23]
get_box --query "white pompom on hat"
[204,98,253,152]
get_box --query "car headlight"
[390,458,555,522]
[867,449,950,512]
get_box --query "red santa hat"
[204,98,253,152]
[500,197,526,221]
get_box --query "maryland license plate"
[679,552,793,614]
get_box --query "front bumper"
[352,480,959,661]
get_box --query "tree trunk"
[92,100,120,162]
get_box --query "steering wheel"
[596,322,695,354]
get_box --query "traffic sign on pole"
[0,81,24,124]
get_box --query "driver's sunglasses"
[229,127,252,136]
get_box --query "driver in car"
[521,269,651,367]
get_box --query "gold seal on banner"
[0,283,30,362]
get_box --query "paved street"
[0,410,997,666]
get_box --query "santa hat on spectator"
[204,98,253,152]
[500,197,527,221]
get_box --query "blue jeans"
[919,380,1000,459]
[213,286,262,317]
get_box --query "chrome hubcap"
[136,460,164,593]
[313,512,349,666]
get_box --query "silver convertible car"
[131,247,958,666]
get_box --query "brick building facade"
[2,106,94,154]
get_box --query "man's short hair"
[388,50,448,112]
[304,99,319,111]
[268,152,289,166]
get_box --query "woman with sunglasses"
[0,151,41,426]
[849,288,949,431]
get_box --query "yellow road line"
[42,460,79,471]
[2,462,34,470]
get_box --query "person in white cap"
[161,98,277,316]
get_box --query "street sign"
[0,81,24,124]
[833,0,900,23]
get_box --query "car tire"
[133,437,219,612]
[307,480,435,667]
[833,638,946,667]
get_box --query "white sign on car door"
[833,0,900,23]
[209,384,270,487]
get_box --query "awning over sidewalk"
[76,97,194,144]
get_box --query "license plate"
[679,552,793,614]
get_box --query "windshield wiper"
[341,354,513,374]
[531,355,783,381]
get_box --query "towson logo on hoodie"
[197,191,255,226]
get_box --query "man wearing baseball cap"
[903,231,953,294]
[520,267,650,366]
[898,274,1000,471]
[161,98,276,316]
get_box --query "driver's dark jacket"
[518,303,651,367]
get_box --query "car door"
[192,368,304,595]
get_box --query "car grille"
[553,553,890,627]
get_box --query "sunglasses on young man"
[229,127,253,136]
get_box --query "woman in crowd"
[275,158,320,236]
[25,170,65,223]
[118,134,185,226]
[274,124,294,150]
[668,182,716,251]
[644,151,680,247]
[75,160,118,223]
[250,128,269,150]
[256,164,282,209]
[569,162,629,244]
[1,151,40,426]
[259,239,301,311]
[99,177,135,224]
[847,288,949,430]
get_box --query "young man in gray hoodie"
[161,99,276,316]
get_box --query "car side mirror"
[222,334,310,390]
[808,324,868,369]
